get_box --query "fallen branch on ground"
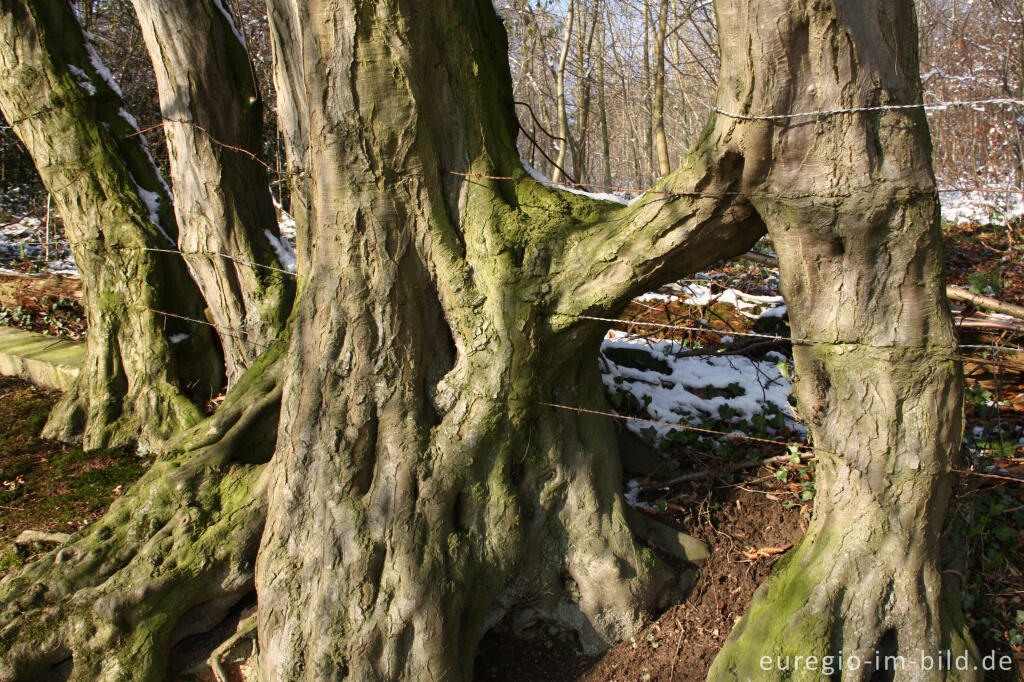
[641,450,816,491]
[744,251,1024,321]
[13,530,70,545]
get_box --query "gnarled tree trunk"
[131,0,294,385]
[252,2,763,680]
[708,0,977,678]
[0,0,223,449]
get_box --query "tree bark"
[707,0,978,678]
[131,0,295,386]
[0,1,977,680]
[652,0,671,177]
[0,0,223,449]
[571,0,598,183]
[551,0,574,183]
[252,2,764,680]
[598,27,613,187]
[265,0,312,275]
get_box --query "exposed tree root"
[0,340,285,681]
[208,613,258,682]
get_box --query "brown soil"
[0,375,145,569]
[476,477,810,682]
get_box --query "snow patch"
[84,41,123,98]
[67,65,97,96]
[635,291,680,304]
[0,218,77,276]
[940,187,1024,225]
[134,185,175,246]
[623,479,658,511]
[600,330,804,446]
[211,0,248,47]
[759,304,787,319]
[264,229,297,273]
[670,283,786,318]
[521,162,638,206]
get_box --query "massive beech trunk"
[0,0,976,680]
[0,0,222,449]
[131,0,294,386]
[252,1,761,679]
[707,0,977,678]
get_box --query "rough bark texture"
[265,0,313,275]
[253,2,763,680]
[0,0,223,449]
[707,0,977,679]
[131,0,294,386]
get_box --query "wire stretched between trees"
[139,247,298,277]
[711,97,1024,121]
[8,240,1024,364]
[141,305,1024,487]
[449,170,1024,198]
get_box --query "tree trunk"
[652,0,670,177]
[598,27,612,187]
[0,0,223,449]
[253,2,764,680]
[0,1,977,680]
[131,0,294,386]
[266,0,313,275]
[707,0,978,678]
[571,1,598,184]
[551,0,574,183]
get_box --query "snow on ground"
[670,283,784,318]
[0,217,75,275]
[601,330,805,447]
[939,187,1024,224]
[0,202,301,277]
[637,283,786,320]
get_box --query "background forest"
[2,0,1024,217]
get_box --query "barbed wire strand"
[539,400,1023,485]
[139,247,299,278]
[449,170,1024,199]
[136,305,1024,485]
[578,313,1024,359]
[146,308,273,350]
[0,240,299,279]
[5,240,1024,363]
[711,97,1024,122]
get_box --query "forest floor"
[0,219,1021,680]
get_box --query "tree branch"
[544,144,765,325]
